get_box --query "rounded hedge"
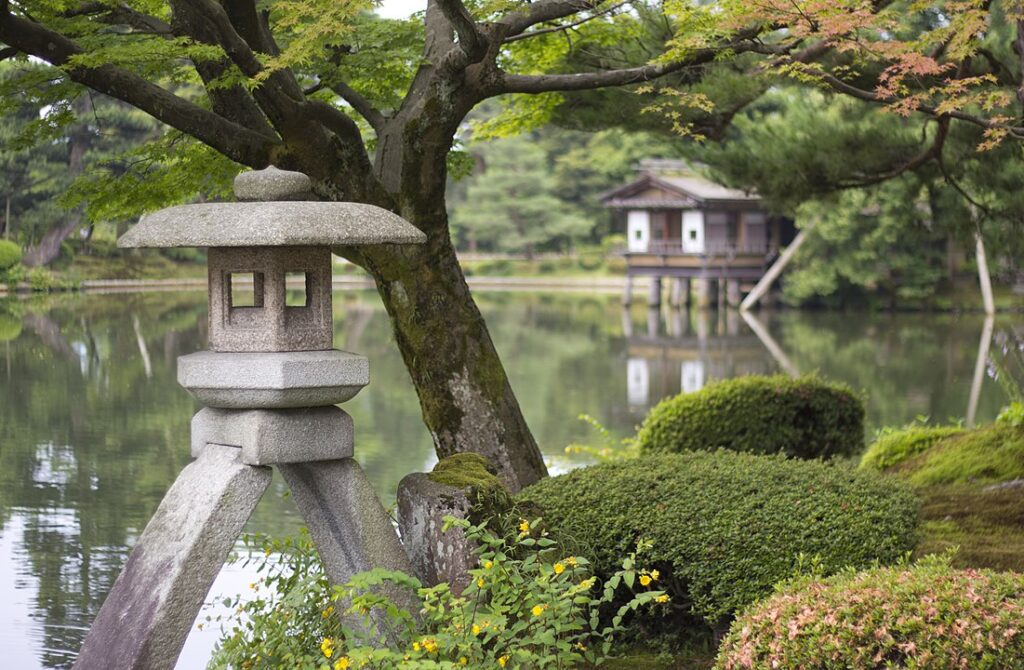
[716,557,1024,670]
[636,375,865,459]
[517,451,919,627]
[0,240,22,271]
[860,424,965,472]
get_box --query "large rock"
[397,453,508,595]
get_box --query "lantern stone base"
[191,406,354,464]
[178,349,369,408]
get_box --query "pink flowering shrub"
[716,555,1024,670]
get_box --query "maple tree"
[0,0,1021,489]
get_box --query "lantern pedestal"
[72,167,426,670]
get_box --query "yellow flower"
[322,605,335,618]
[553,562,565,575]
[413,642,421,652]
[472,624,481,636]
[460,657,468,665]
[639,575,652,587]
[518,519,530,534]
[650,569,660,581]
[484,560,494,570]
[579,577,596,589]
[320,637,335,658]
[334,658,350,670]
[531,604,545,617]
[423,638,438,653]
[566,556,578,567]
[656,594,670,603]
[477,577,485,588]
[499,655,510,667]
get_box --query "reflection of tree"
[771,312,1008,432]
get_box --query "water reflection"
[0,290,1014,668]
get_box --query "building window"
[689,230,698,241]
[635,229,643,240]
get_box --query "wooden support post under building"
[669,278,686,308]
[726,279,741,307]
[622,275,634,306]
[648,276,663,307]
[694,278,712,309]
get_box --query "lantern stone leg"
[73,167,427,670]
[73,445,272,670]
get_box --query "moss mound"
[861,424,965,471]
[716,557,1024,670]
[891,424,1024,487]
[518,451,919,628]
[636,374,864,459]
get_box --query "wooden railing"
[638,240,771,256]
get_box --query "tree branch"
[503,1,628,44]
[499,37,758,94]
[435,0,487,60]
[0,6,278,166]
[327,81,385,132]
[836,117,949,189]
[819,71,1024,140]
[499,0,605,39]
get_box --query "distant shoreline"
[0,275,644,296]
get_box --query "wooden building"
[601,160,795,306]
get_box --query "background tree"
[1,0,1022,489]
[450,135,590,256]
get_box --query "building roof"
[601,170,760,209]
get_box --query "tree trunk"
[23,95,93,267]
[357,228,547,492]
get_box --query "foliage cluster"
[517,451,919,629]
[715,554,1024,670]
[860,423,965,472]
[211,518,667,669]
[635,375,865,459]
[0,240,21,270]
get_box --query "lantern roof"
[118,167,425,249]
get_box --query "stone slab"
[397,473,475,595]
[118,202,426,248]
[279,458,417,643]
[73,445,271,670]
[177,349,369,409]
[191,406,354,464]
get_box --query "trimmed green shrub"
[0,240,21,271]
[892,423,1024,487]
[517,451,919,628]
[636,374,865,459]
[716,555,1024,670]
[860,424,965,471]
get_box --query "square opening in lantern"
[229,272,264,308]
[285,272,309,308]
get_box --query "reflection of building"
[624,307,777,413]
[602,160,796,307]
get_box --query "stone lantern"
[73,168,425,670]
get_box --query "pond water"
[0,289,1014,668]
